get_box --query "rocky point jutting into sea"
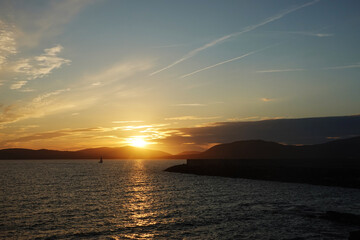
[165,136,360,189]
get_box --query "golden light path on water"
[122,160,157,239]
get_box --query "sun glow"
[128,137,148,148]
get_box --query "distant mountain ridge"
[180,136,360,159]
[1,136,359,159]
[0,146,171,159]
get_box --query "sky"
[0,0,360,154]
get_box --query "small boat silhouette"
[99,156,103,163]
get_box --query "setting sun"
[128,137,148,148]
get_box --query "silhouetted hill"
[177,151,202,156]
[165,137,360,188]
[187,136,360,159]
[0,146,171,159]
[198,140,295,159]
[300,136,360,159]
[170,151,203,159]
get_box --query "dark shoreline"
[165,159,360,189]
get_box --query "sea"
[1,159,359,239]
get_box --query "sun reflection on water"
[121,159,157,239]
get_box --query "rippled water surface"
[1,159,360,239]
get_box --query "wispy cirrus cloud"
[290,31,333,37]
[1,59,155,126]
[10,80,27,90]
[1,127,102,145]
[0,20,17,67]
[150,0,320,76]
[227,116,286,122]
[32,88,70,102]
[0,1,88,90]
[165,116,220,121]
[152,43,186,49]
[173,103,206,107]
[12,0,93,48]
[0,1,89,90]
[0,125,127,149]
[84,60,153,87]
[112,120,144,124]
[261,98,275,102]
[0,88,72,126]
[13,44,71,83]
[113,125,154,131]
[7,45,71,90]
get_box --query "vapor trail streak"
[150,0,320,76]
[179,45,277,79]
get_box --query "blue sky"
[0,0,359,153]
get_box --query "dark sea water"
[1,159,359,240]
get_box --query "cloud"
[0,20,17,67]
[91,82,102,86]
[114,125,154,131]
[227,116,285,122]
[165,116,220,121]
[0,1,86,88]
[13,44,71,83]
[5,131,69,144]
[173,103,206,107]
[0,59,155,127]
[10,80,27,89]
[313,33,333,37]
[2,127,101,144]
[32,88,70,102]
[112,120,144,124]
[12,0,93,47]
[257,68,305,73]
[261,98,275,102]
[292,32,333,37]
[1,60,154,126]
[18,88,35,92]
[227,116,261,122]
[156,115,360,151]
[84,60,153,87]
[326,136,341,140]
[1,44,71,90]
[153,43,186,49]
[179,45,276,78]
[150,0,320,76]
[0,88,72,126]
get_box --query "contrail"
[323,64,360,70]
[267,30,333,37]
[257,68,305,73]
[150,0,320,76]
[179,44,278,79]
